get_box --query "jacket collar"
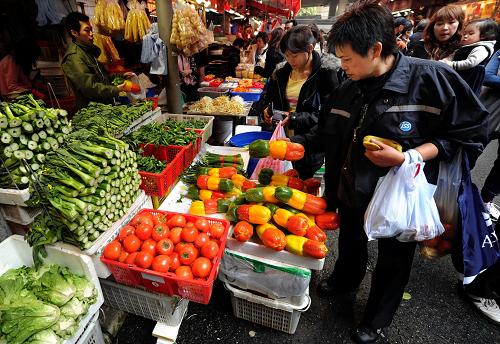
[275,50,322,79]
[74,40,101,58]
[381,52,409,94]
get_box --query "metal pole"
[156,0,183,114]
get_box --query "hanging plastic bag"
[434,148,463,227]
[364,150,444,242]
[249,122,290,180]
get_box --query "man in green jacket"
[62,12,126,110]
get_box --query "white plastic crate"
[0,235,104,344]
[0,204,41,225]
[0,187,30,206]
[121,108,162,136]
[76,312,105,344]
[225,282,311,334]
[54,191,152,278]
[100,278,188,325]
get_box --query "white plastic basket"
[225,282,311,334]
[0,235,104,344]
[121,108,162,136]
[100,279,188,325]
[54,191,152,278]
[0,204,42,225]
[76,312,105,344]
[0,187,30,206]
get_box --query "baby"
[441,18,497,94]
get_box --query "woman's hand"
[364,139,405,167]
[123,72,136,78]
[263,107,272,124]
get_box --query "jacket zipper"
[353,104,369,143]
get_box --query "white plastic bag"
[364,150,444,242]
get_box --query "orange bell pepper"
[256,223,286,251]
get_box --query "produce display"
[125,121,200,147]
[249,139,305,161]
[0,264,97,343]
[187,96,246,115]
[102,211,226,280]
[170,0,209,57]
[0,95,71,189]
[137,155,165,174]
[26,129,141,259]
[124,0,151,42]
[72,101,153,137]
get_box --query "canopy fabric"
[247,0,301,18]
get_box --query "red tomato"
[103,241,121,260]
[152,224,170,242]
[135,251,154,269]
[152,213,168,226]
[142,239,157,255]
[192,257,212,278]
[131,213,155,227]
[156,239,174,255]
[233,221,253,242]
[209,223,225,239]
[201,241,219,259]
[175,266,193,279]
[195,218,210,232]
[175,242,188,253]
[169,227,183,244]
[169,252,181,271]
[135,223,153,241]
[125,252,138,265]
[118,251,129,263]
[168,214,186,228]
[181,226,198,243]
[152,255,171,273]
[185,222,196,228]
[194,233,210,248]
[123,235,141,253]
[179,244,199,265]
[118,225,135,241]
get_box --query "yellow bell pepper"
[189,201,205,216]
[273,208,294,228]
[231,174,247,189]
[199,189,213,201]
[270,174,289,186]
[262,186,278,203]
[237,205,272,224]
[285,234,308,255]
[288,189,308,210]
[269,140,288,159]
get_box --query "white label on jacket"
[330,108,351,118]
[386,105,441,115]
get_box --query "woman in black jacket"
[260,25,341,179]
[254,27,285,78]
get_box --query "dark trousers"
[481,140,500,203]
[329,204,417,329]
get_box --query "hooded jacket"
[62,41,119,110]
[450,40,496,94]
[293,53,488,210]
[261,51,341,179]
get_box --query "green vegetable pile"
[162,118,205,129]
[0,264,97,343]
[0,94,71,188]
[26,128,142,258]
[125,121,200,147]
[137,155,166,174]
[72,101,153,138]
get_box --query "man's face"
[285,23,294,31]
[335,44,377,81]
[72,21,93,45]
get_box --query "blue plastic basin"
[229,131,272,176]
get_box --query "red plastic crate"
[100,210,231,304]
[138,145,185,197]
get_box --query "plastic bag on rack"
[364,150,444,242]
[250,121,291,180]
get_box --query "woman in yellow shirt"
[260,25,341,179]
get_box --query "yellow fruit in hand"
[363,135,403,152]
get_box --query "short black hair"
[394,17,407,28]
[414,19,429,33]
[280,25,315,54]
[466,18,497,41]
[65,12,89,37]
[255,32,269,44]
[233,38,245,48]
[328,0,397,59]
[285,19,297,27]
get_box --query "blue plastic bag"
[458,152,500,284]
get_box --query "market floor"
[113,141,500,344]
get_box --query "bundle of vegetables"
[163,118,206,130]
[72,101,153,138]
[124,121,199,147]
[249,139,304,161]
[124,0,151,42]
[0,264,97,343]
[26,129,142,257]
[0,94,71,188]
[181,156,246,186]
[257,168,321,194]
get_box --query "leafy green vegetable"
[32,265,76,307]
[50,316,77,340]
[137,155,166,174]
[26,329,62,344]
[65,272,97,304]
[59,297,85,319]
[125,121,199,147]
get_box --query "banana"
[363,135,403,152]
